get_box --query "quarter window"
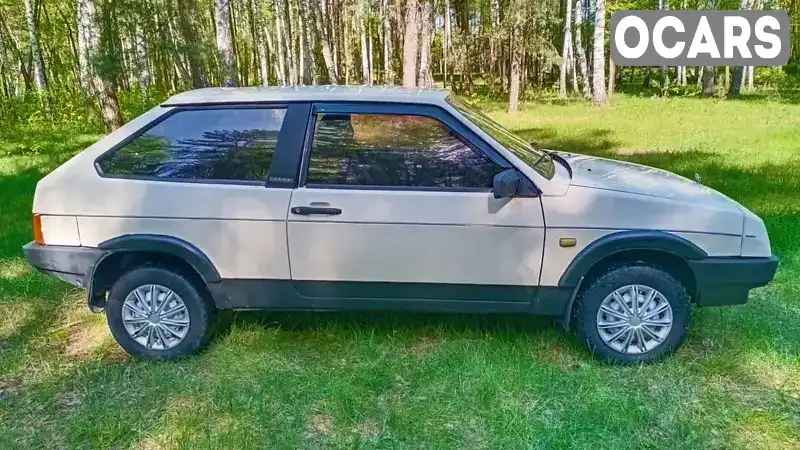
[306,113,503,188]
[98,108,286,182]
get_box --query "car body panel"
[541,186,744,237]
[78,216,290,279]
[288,188,545,288]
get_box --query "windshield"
[446,94,555,179]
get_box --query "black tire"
[106,267,213,360]
[572,264,691,364]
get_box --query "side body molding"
[558,230,708,287]
[98,234,222,283]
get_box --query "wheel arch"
[558,230,705,329]
[87,235,220,311]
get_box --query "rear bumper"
[689,256,779,306]
[22,242,106,288]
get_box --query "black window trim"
[93,103,292,186]
[297,102,521,193]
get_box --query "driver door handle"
[291,206,343,216]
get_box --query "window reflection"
[307,114,502,188]
[99,108,286,182]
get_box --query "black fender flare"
[556,230,707,330]
[97,234,221,282]
[87,234,221,311]
[559,230,707,288]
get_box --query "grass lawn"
[1,93,799,448]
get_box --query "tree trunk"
[299,0,316,83]
[360,5,371,85]
[559,0,574,98]
[508,12,522,113]
[402,0,418,88]
[178,0,204,88]
[443,0,451,88]
[573,0,590,98]
[76,0,122,130]
[24,0,46,91]
[728,66,744,96]
[257,27,269,86]
[658,0,668,88]
[273,0,287,84]
[76,0,92,92]
[592,0,607,103]
[702,65,715,96]
[215,0,237,86]
[608,60,615,97]
[283,0,297,84]
[417,0,432,87]
[313,0,338,83]
[747,65,754,90]
[133,22,151,91]
[381,0,392,83]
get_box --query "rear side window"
[306,113,502,189]
[98,108,286,182]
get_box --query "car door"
[286,103,545,307]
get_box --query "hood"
[557,152,737,208]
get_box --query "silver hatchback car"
[24,86,778,363]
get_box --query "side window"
[98,108,286,182]
[306,113,503,188]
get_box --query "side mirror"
[492,169,521,199]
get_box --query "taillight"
[33,214,44,244]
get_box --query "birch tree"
[359,1,371,84]
[417,0,432,87]
[702,66,715,96]
[574,0,590,98]
[313,0,338,83]
[381,0,392,83]
[507,3,523,112]
[558,0,574,98]
[215,0,237,86]
[76,0,122,129]
[24,0,46,91]
[728,0,748,95]
[443,0,451,88]
[592,0,607,104]
[402,0,418,88]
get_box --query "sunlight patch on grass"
[730,410,800,450]
[63,317,112,361]
[0,258,32,280]
[0,303,33,341]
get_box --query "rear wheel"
[573,265,691,364]
[106,267,213,360]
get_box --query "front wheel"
[572,265,691,364]
[106,267,213,360]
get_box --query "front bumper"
[22,242,106,288]
[689,256,779,306]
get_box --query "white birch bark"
[402,0,418,88]
[592,0,607,103]
[417,0,432,87]
[574,0,590,98]
[359,2,371,84]
[273,0,287,84]
[381,0,392,83]
[215,0,237,86]
[24,0,46,91]
[313,0,338,83]
[558,0,573,98]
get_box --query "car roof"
[163,85,452,106]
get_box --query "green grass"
[1,94,799,449]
